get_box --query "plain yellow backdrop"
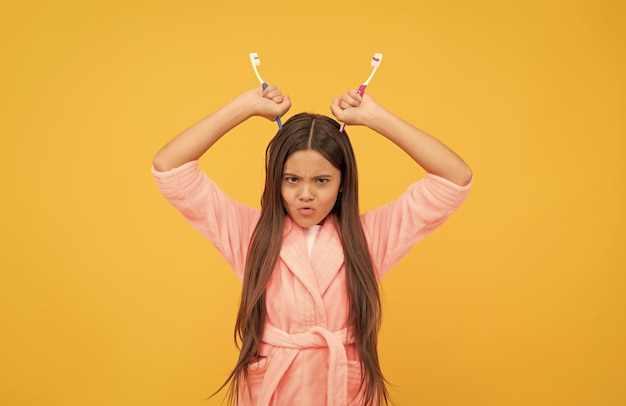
[1,0,624,405]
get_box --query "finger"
[262,84,283,99]
[330,97,344,121]
[335,94,350,109]
[267,94,291,120]
[279,94,292,114]
[340,92,361,108]
[262,83,277,94]
[348,89,362,101]
[264,89,283,101]
[339,98,357,109]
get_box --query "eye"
[316,178,329,185]
[284,176,298,184]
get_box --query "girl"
[152,85,472,406]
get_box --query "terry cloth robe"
[152,160,472,406]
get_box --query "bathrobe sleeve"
[151,160,260,280]
[361,173,472,279]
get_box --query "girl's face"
[281,149,342,228]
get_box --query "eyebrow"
[282,172,335,178]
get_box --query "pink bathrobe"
[152,160,471,405]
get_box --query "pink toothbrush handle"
[339,85,368,132]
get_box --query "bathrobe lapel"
[311,218,345,295]
[278,217,345,324]
[279,220,318,296]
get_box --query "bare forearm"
[365,105,472,186]
[153,87,290,172]
[152,96,255,172]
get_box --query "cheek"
[280,187,294,207]
[326,190,341,206]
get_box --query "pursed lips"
[297,206,315,215]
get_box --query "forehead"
[283,150,339,173]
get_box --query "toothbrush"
[249,52,283,129]
[339,52,383,132]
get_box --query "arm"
[330,90,472,186]
[153,85,291,171]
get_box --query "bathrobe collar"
[279,216,345,299]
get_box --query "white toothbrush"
[249,52,282,129]
[339,52,383,132]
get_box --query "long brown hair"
[217,113,389,405]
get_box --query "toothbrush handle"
[262,82,283,129]
[339,85,368,132]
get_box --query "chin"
[295,220,315,228]
[292,217,320,228]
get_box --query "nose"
[298,184,314,201]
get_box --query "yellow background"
[1,0,624,405]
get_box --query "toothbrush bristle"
[371,52,383,66]
[249,52,261,66]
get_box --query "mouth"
[297,207,315,216]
